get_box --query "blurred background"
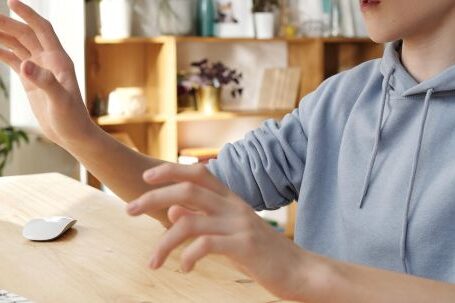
[0,0,383,237]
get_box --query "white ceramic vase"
[99,0,132,39]
[254,12,275,39]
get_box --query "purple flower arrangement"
[178,59,243,99]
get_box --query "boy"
[1,0,455,301]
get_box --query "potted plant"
[252,0,279,39]
[178,59,243,114]
[0,76,29,176]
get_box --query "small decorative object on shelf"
[90,94,108,117]
[158,0,196,35]
[321,0,340,37]
[278,0,299,38]
[298,0,325,37]
[214,0,255,38]
[107,87,148,117]
[178,59,243,114]
[252,0,279,39]
[98,0,132,39]
[0,77,29,176]
[177,71,197,112]
[196,0,215,36]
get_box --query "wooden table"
[0,173,285,303]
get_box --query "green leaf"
[0,76,8,99]
[17,130,29,143]
[0,127,30,175]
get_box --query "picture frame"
[214,0,255,38]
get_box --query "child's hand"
[127,163,307,301]
[0,0,95,146]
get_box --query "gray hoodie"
[208,41,455,282]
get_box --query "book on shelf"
[350,0,368,37]
[303,0,368,38]
[178,148,220,165]
[257,67,301,111]
[339,0,355,37]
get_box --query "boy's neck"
[401,9,455,83]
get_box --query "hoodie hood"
[381,41,455,96]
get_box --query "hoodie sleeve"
[207,93,313,211]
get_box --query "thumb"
[21,60,65,100]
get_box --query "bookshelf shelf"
[91,36,375,45]
[175,110,291,122]
[94,114,167,126]
[86,35,382,174]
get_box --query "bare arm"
[0,0,170,225]
[292,251,455,303]
[126,163,455,302]
[69,128,170,225]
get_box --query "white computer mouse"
[22,216,77,241]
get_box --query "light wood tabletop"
[0,173,286,303]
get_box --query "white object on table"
[0,289,32,303]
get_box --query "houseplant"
[252,0,279,38]
[0,76,29,176]
[178,59,243,114]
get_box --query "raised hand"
[0,0,95,146]
[127,163,307,301]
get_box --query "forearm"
[298,251,455,303]
[62,123,170,226]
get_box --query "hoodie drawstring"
[400,88,434,273]
[357,67,435,273]
[359,68,395,208]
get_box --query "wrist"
[292,251,343,302]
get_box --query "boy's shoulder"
[301,58,383,110]
[320,58,383,96]
[297,58,383,126]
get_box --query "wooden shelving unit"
[87,37,380,161]
[86,35,382,237]
[86,35,382,160]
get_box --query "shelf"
[91,36,169,45]
[94,114,167,126]
[90,36,375,45]
[93,110,291,125]
[175,110,291,122]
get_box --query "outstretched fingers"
[150,214,230,269]
[0,48,20,73]
[7,0,63,51]
[127,182,230,216]
[144,163,232,197]
[0,14,42,55]
[179,235,234,272]
[0,31,31,59]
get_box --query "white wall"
[5,0,85,178]
[0,2,9,121]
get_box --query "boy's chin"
[365,28,400,44]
